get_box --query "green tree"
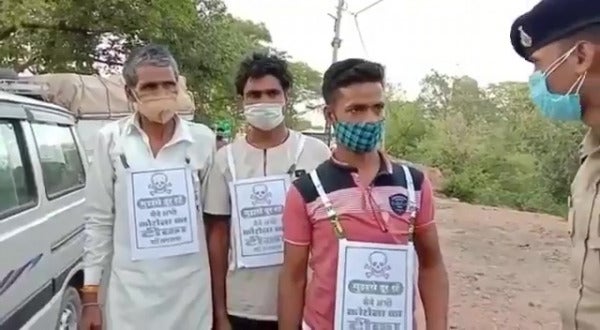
[386,71,584,216]
[285,60,322,131]
[0,0,323,133]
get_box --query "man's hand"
[79,290,102,330]
[80,305,102,330]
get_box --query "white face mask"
[243,103,285,131]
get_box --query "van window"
[75,120,113,163]
[31,123,85,199]
[0,120,37,219]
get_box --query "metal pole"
[331,0,344,63]
[325,0,345,146]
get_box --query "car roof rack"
[0,78,48,98]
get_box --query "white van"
[0,73,196,329]
[0,91,87,329]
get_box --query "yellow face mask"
[134,92,179,124]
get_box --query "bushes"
[385,75,585,216]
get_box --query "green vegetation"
[385,72,585,216]
[0,0,584,215]
[0,0,320,133]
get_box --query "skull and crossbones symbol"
[148,172,172,196]
[250,184,271,205]
[364,251,391,279]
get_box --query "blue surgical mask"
[334,120,383,153]
[528,45,587,121]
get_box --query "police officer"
[510,1,600,328]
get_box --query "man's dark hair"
[562,24,600,49]
[321,58,385,105]
[234,52,293,96]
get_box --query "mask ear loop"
[567,71,588,95]
[544,45,579,77]
[130,90,144,105]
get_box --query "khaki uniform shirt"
[204,130,331,320]
[562,129,600,330]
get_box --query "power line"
[348,0,385,57]
[353,15,368,57]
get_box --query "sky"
[223,0,540,100]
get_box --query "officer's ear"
[574,41,597,74]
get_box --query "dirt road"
[415,198,570,329]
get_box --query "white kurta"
[83,115,214,330]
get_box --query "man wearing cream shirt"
[80,44,214,330]
[204,52,331,330]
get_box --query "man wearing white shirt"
[204,52,331,330]
[79,44,214,330]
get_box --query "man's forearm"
[278,271,306,330]
[207,221,230,319]
[418,264,449,330]
[83,218,114,287]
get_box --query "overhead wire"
[353,14,369,57]
[346,0,386,58]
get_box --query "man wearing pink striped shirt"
[278,58,449,330]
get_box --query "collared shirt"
[203,129,331,320]
[562,128,600,329]
[83,114,215,284]
[283,155,435,329]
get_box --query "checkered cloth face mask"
[333,120,383,153]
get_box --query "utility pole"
[331,0,345,63]
[325,0,345,146]
[325,0,384,147]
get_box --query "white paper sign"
[334,240,415,330]
[126,167,200,261]
[229,174,290,268]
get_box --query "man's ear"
[284,91,290,104]
[581,42,600,74]
[323,105,335,125]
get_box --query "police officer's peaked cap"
[510,0,600,61]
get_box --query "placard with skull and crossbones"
[250,183,272,206]
[364,251,391,279]
[148,172,172,196]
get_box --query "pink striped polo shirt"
[282,155,435,329]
